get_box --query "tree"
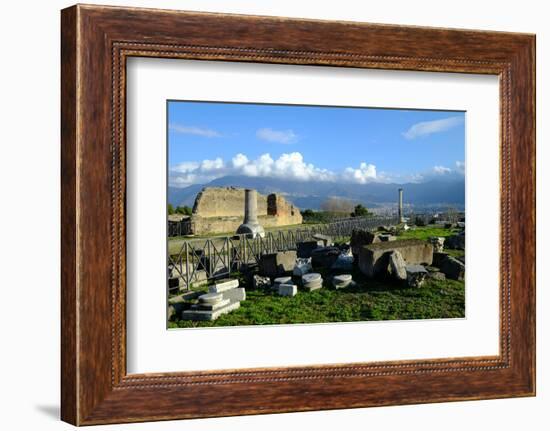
[351,204,370,218]
[167,203,175,215]
[320,197,355,214]
[176,205,192,216]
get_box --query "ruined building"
[180,187,302,236]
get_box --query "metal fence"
[169,215,397,291]
[168,219,192,237]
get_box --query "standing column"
[398,188,404,223]
[236,189,265,238]
[243,189,258,224]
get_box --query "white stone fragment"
[192,298,231,311]
[274,276,292,285]
[209,278,239,293]
[221,287,246,302]
[302,273,323,291]
[182,301,241,321]
[293,258,312,276]
[278,284,298,297]
[199,292,223,304]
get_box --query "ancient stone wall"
[192,187,268,218]
[189,187,302,235]
[267,193,301,226]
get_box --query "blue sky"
[168,101,465,188]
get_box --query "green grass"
[397,225,460,241]
[169,267,465,329]
[397,225,465,259]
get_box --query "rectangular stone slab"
[221,287,246,302]
[208,278,239,293]
[258,250,297,277]
[191,298,231,311]
[181,301,241,321]
[358,239,433,278]
[303,282,323,292]
[169,291,201,304]
[278,284,298,297]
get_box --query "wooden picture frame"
[61,4,535,425]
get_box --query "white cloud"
[455,160,465,174]
[169,123,222,138]
[170,152,339,186]
[171,161,199,173]
[402,116,464,140]
[170,158,227,187]
[433,165,452,175]
[200,157,224,171]
[256,128,298,144]
[169,154,465,188]
[231,153,249,169]
[342,162,378,184]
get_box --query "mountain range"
[168,175,465,212]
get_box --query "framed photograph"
[61,4,535,425]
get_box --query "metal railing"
[168,215,397,291]
[168,219,192,237]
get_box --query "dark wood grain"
[60,5,78,425]
[61,4,536,425]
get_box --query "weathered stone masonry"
[185,187,302,235]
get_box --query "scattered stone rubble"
[259,250,297,277]
[330,252,354,272]
[311,246,340,268]
[445,231,465,250]
[332,274,352,289]
[273,276,292,290]
[433,252,465,280]
[405,265,429,288]
[428,236,445,252]
[438,255,465,281]
[173,221,465,322]
[350,229,381,259]
[354,224,466,288]
[278,283,298,297]
[181,278,245,321]
[388,250,407,281]
[252,274,271,290]
[358,239,433,278]
[302,273,323,291]
[297,240,322,258]
[312,233,333,247]
[293,258,312,276]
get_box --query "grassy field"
[398,225,459,241]
[397,225,465,259]
[169,225,465,328]
[170,275,464,329]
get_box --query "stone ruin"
[168,215,466,321]
[252,234,354,295]
[354,221,466,287]
[180,278,246,321]
[358,239,434,278]
[182,187,302,236]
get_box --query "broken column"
[236,189,265,238]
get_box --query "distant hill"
[168,175,465,211]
